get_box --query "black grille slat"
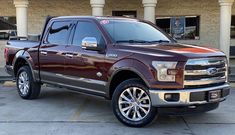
[190,92,206,102]
[190,88,229,102]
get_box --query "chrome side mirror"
[82,37,98,49]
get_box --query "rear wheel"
[112,79,158,127]
[16,66,41,99]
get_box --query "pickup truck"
[4,16,230,127]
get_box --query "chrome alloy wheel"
[18,71,30,96]
[118,87,151,121]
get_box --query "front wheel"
[112,79,158,127]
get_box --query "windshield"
[99,19,171,44]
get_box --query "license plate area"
[208,90,221,102]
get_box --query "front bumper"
[149,83,230,107]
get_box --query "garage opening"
[0,16,17,40]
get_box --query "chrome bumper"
[149,83,230,107]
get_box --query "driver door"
[63,20,107,95]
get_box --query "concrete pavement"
[0,85,234,135]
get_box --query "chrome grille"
[184,57,228,87]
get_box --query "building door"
[112,11,137,18]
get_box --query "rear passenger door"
[63,20,107,95]
[39,20,73,84]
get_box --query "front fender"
[106,58,155,98]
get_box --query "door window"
[72,21,104,46]
[47,21,72,45]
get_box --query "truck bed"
[5,40,40,65]
[7,40,39,50]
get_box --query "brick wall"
[0,0,15,17]
[28,0,91,34]
[104,0,144,18]
[0,0,235,49]
[156,0,221,48]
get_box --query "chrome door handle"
[40,51,47,55]
[65,53,74,58]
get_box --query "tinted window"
[72,21,103,46]
[47,21,71,45]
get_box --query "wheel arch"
[107,68,150,99]
[13,50,36,82]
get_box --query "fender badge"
[97,72,102,77]
[106,54,118,58]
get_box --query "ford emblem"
[207,68,218,75]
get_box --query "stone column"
[14,0,29,37]
[142,0,157,24]
[219,0,234,62]
[90,0,105,16]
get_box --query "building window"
[112,11,137,18]
[0,16,17,40]
[156,16,200,40]
[231,16,235,38]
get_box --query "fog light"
[164,93,180,102]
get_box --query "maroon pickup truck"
[4,16,230,127]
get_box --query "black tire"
[112,78,158,127]
[16,66,41,99]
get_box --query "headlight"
[152,61,178,82]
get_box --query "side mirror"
[82,37,101,51]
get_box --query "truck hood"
[117,43,226,61]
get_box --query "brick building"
[0,0,235,61]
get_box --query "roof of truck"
[53,16,139,21]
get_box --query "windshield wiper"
[116,40,171,44]
[148,40,170,43]
[116,40,149,43]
